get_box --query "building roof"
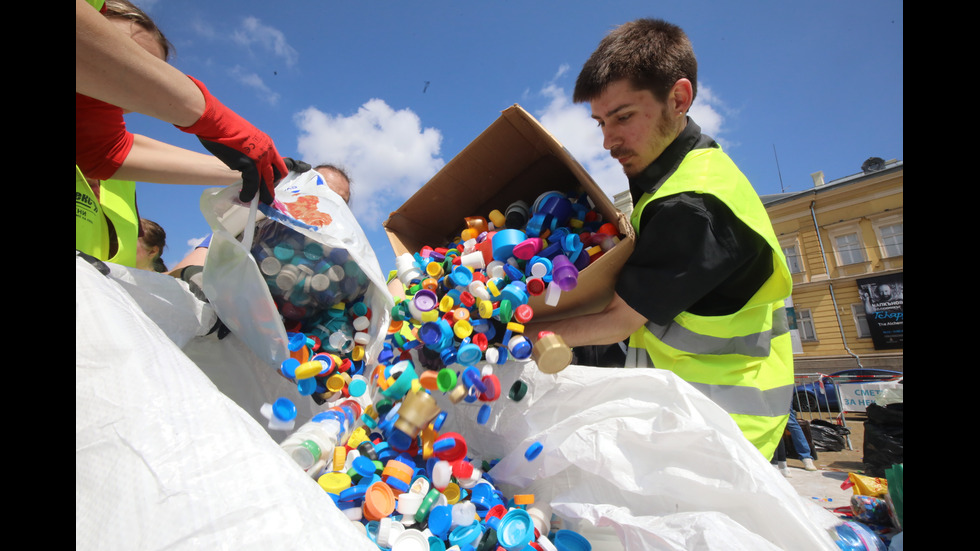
[760,159,903,207]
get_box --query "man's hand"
[176,76,288,204]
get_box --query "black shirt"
[615,119,773,326]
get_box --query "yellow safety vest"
[628,146,794,460]
[76,165,109,260]
[75,167,139,267]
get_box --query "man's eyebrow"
[592,103,632,120]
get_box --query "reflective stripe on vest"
[628,144,794,458]
[687,381,794,418]
[643,306,790,358]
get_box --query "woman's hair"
[140,218,168,273]
[103,0,174,61]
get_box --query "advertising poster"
[857,273,903,349]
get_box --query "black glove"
[284,158,311,174]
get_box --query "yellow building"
[762,158,903,375]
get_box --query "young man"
[532,19,794,460]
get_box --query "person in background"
[136,219,168,273]
[786,404,818,471]
[314,164,352,206]
[527,19,794,461]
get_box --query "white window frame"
[871,212,904,259]
[825,221,868,268]
[779,235,805,275]
[797,308,817,342]
[850,303,872,339]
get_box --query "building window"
[870,212,903,261]
[834,232,866,265]
[851,303,872,338]
[782,243,804,274]
[878,222,903,258]
[797,308,817,342]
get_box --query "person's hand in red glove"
[176,76,288,204]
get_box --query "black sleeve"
[616,192,773,326]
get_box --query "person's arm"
[76,0,286,203]
[526,292,647,347]
[114,134,242,187]
[76,0,203,126]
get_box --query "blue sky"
[123,0,904,273]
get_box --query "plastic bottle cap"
[272,397,297,421]
[497,509,535,550]
[477,404,491,425]
[317,471,352,494]
[363,481,396,520]
[413,289,438,312]
[507,379,527,402]
[427,504,453,538]
[552,529,592,551]
[433,432,468,462]
[391,528,430,551]
[436,368,457,392]
[524,441,543,461]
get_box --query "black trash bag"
[810,419,850,452]
[784,419,818,461]
[864,403,903,477]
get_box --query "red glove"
[177,76,287,204]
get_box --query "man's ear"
[669,78,694,116]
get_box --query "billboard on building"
[857,273,904,349]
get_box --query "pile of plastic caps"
[254,189,622,549]
[250,219,375,368]
[263,329,592,551]
[389,189,621,375]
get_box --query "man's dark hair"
[574,18,698,104]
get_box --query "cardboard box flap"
[383,104,635,321]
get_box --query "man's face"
[590,80,676,178]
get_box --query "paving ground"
[783,411,869,510]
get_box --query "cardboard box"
[383,104,635,322]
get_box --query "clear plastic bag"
[199,172,392,369]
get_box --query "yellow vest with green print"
[628,146,794,460]
[75,166,139,268]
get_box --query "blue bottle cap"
[462,366,487,392]
[280,358,300,379]
[427,505,453,538]
[524,441,543,461]
[433,411,448,431]
[352,455,376,477]
[388,428,413,452]
[457,343,483,366]
[553,529,593,551]
[297,377,317,396]
[477,404,491,425]
[287,332,307,351]
[497,509,534,550]
[272,397,297,422]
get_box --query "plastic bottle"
[280,400,361,472]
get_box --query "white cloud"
[295,99,445,225]
[690,84,734,149]
[228,66,280,106]
[233,16,299,67]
